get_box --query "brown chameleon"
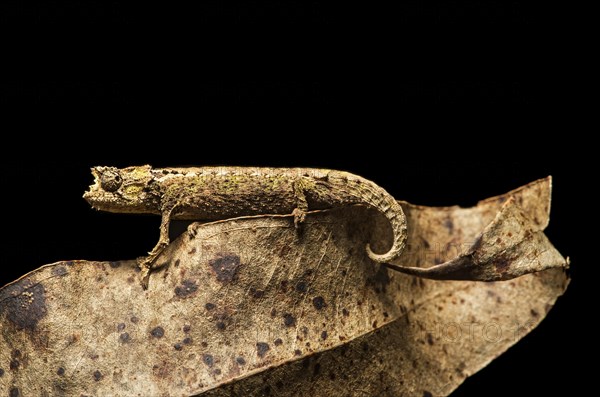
[83,165,407,288]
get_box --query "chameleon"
[83,165,407,289]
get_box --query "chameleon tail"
[364,198,407,263]
[332,172,408,264]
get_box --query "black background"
[1,1,583,396]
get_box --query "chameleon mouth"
[83,171,98,198]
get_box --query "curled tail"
[367,201,406,263]
[364,195,407,263]
[328,171,407,263]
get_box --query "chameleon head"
[83,165,160,214]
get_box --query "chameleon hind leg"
[292,179,309,227]
[139,206,174,289]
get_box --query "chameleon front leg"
[139,206,174,289]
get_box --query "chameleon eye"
[100,169,123,192]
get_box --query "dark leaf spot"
[531,309,539,317]
[444,219,454,233]
[274,338,283,346]
[0,280,47,332]
[216,322,226,330]
[205,302,216,310]
[174,343,183,351]
[250,287,265,299]
[57,367,65,376]
[321,331,328,340]
[423,392,433,397]
[188,247,197,254]
[201,341,208,348]
[9,388,19,397]
[236,357,246,365]
[109,261,121,268]
[209,253,241,284]
[427,333,434,345]
[294,349,302,356]
[175,279,199,298]
[214,368,222,375]
[93,370,103,381]
[183,325,191,333]
[256,342,270,358]
[10,360,19,370]
[183,337,193,345]
[495,256,511,274]
[150,327,165,338]
[0,368,4,377]
[283,313,296,327]
[130,316,139,323]
[312,296,326,310]
[342,308,349,317]
[52,266,68,276]
[119,333,131,343]
[174,259,181,267]
[295,281,307,293]
[202,354,214,367]
[270,308,277,317]
[117,323,126,332]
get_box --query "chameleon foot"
[137,241,168,289]
[292,208,306,228]
[137,253,158,289]
[138,261,152,290]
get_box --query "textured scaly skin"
[83,166,407,288]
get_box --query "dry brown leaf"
[0,177,568,396]
[385,186,564,281]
